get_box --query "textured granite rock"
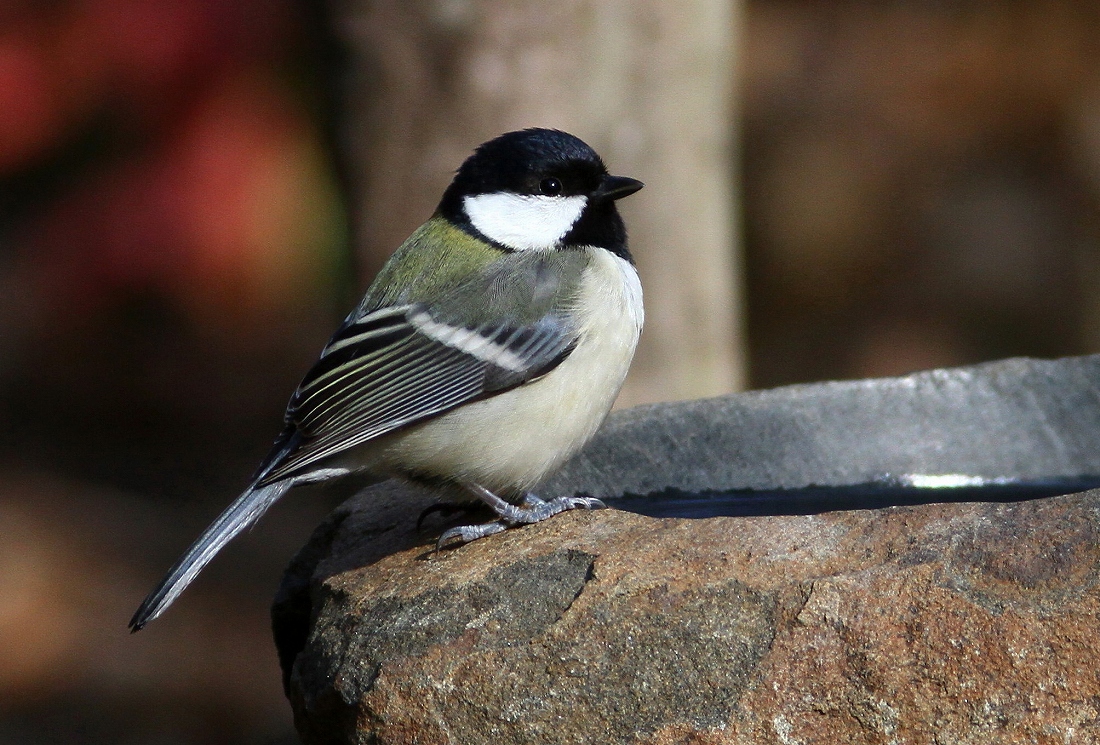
[277,488,1100,744]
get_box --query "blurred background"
[2,1,1099,742]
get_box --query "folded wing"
[259,299,577,484]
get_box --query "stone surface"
[274,354,1100,743]
[277,487,1100,744]
[546,354,1100,498]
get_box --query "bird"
[129,128,644,631]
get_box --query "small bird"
[130,128,644,631]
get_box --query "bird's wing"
[258,250,587,485]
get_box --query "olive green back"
[358,216,592,327]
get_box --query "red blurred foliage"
[2,0,336,328]
[0,31,64,171]
[0,0,282,164]
[25,72,331,321]
[0,4,341,741]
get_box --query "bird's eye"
[539,177,563,195]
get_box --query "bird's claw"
[508,495,606,523]
[435,491,607,551]
[436,521,508,550]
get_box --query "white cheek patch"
[463,193,587,251]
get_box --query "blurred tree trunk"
[330,0,744,404]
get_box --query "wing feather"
[257,301,576,485]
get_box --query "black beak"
[594,174,644,202]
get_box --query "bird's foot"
[436,483,606,550]
[509,493,607,523]
[436,521,509,547]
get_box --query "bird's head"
[438,128,643,258]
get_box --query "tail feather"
[129,480,293,632]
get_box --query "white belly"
[374,248,643,495]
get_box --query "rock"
[276,487,1100,744]
[545,354,1100,497]
[274,354,1100,743]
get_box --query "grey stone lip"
[609,476,1100,519]
[543,354,1100,504]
